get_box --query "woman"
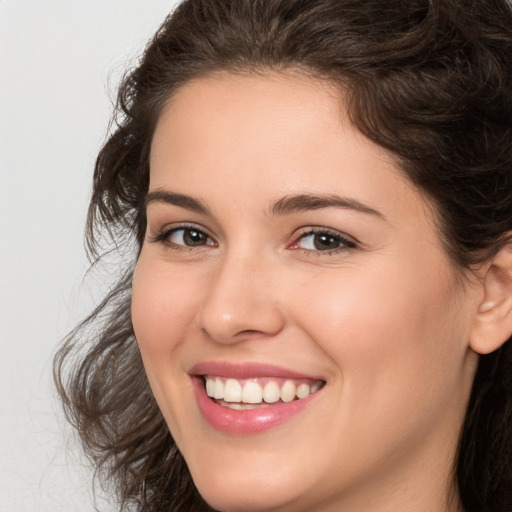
[54,0,512,511]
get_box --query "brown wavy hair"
[54,1,512,510]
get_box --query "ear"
[470,239,512,355]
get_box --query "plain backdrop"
[0,2,180,510]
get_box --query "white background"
[0,2,180,510]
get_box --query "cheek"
[131,253,205,442]
[293,256,466,400]
[131,254,199,356]
[287,257,473,469]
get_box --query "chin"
[198,485,297,512]
[190,463,310,512]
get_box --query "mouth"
[204,376,324,410]
[190,362,326,434]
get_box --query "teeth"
[242,381,263,404]
[218,400,271,410]
[203,376,324,405]
[263,381,280,403]
[224,379,242,402]
[296,383,310,399]
[311,381,322,393]
[206,378,215,398]
[280,380,296,402]
[214,377,224,399]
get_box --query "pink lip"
[189,361,321,380]
[189,362,324,434]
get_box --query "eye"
[168,227,215,247]
[290,229,356,253]
[150,225,217,250]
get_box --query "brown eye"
[295,230,356,252]
[168,228,215,247]
[311,233,341,251]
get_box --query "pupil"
[314,234,339,251]
[184,230,205,246]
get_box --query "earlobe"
[470,240,512,355]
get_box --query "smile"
[190,362,326,434]
[204,376,324,409]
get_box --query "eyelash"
[289,228,357,255]
[150,224,357,255]
[150,223,217,252]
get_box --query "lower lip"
[192,377,320,434]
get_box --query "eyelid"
[288,226,358,253]
[148,222,357,255]
[149,222,217,248]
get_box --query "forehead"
[151,70,344,170]
[149,71,429,227]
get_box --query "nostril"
[198,306,285,344]
[196,265,286,344]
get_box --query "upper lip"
[189,361,323,381]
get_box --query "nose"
[197,251,286,344]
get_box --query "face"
[132,72,480,512]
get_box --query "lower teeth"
[216,399,272,410]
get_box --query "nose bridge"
[198,245,284,343]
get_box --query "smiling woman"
[54,1,512,511]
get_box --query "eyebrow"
[145,190,209,214]
[145,189,384,220]
[270,193,385,219]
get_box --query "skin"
[131,72,484,512]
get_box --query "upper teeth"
[205,377,323,404]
